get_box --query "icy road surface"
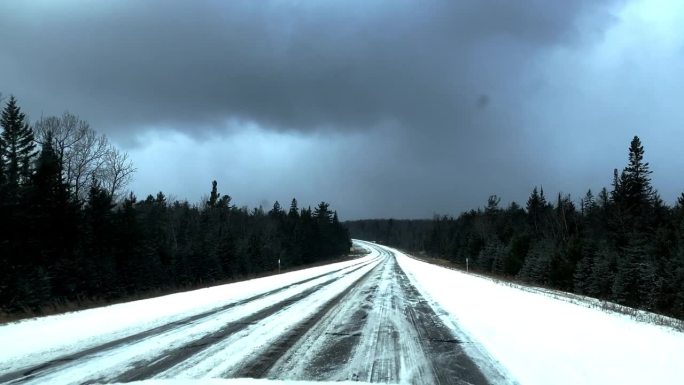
[0,241,499,385]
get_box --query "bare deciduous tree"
[100,148,135,200]
[35,112,135,202]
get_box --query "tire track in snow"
[264,252,386,380]
[3,244,494,385]
[229,260,383,378]
[265,245,491,384]
[395,261,489,385]
[106,259,380,383]
[344,253,425,384]
[0,257,378,385]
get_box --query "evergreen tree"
[269,200,284,218]
[0,99,354,317]
[207,180,220,207]
[314,201,332,223]
[217,230,236,278]
[478,237,505,272]
[485,195,501,215]
[518,239,553,285]
[4,130,73,310]
[0,118,4,190]
[589,245,617,298]
[0,96,37,201]
[526,187,547,236]
[622,136,654,212]
[347,137,684,320]
[612,136,655,237]
[574,252,594,295]
[581,189,595,216]
[288,198,299,219]
[79,179,117,295]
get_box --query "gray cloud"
[5,0,682,219]
[1,0,616,137]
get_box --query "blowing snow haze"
[2,0,683,219]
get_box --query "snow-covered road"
[0,241,494,385]
[5,240,679,384]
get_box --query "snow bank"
[0,249,378,370]
[382,243,684,385]
[117,380,371,385]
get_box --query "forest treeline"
[348,136,684,319]
[0,96,351,316]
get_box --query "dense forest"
[0,96,351,316]
[348,136,684,320]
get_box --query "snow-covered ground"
[375,241,684,385]
[0,242,493,385]
[121,381,369,385]
[3,240,681,385]
[0,248,380,378]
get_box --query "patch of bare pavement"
[1,245,494,385]
[265,247,490,385]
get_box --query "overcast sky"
[2,0,683,219]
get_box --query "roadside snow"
[378,242,684,385]
[0,249,378,374]
[15,258,380,384]
[157,261,379,380]
[115,380,370,385]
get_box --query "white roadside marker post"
[466,257,469,273]
[278,258,281,274]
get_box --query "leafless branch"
[34,112,136,202]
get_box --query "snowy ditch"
[369,241,684,385]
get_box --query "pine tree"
[526,187,547,236]
[517,239,553,285]
[611,168,623,204]
[485,195,501,215]
[623,136,653,209]
[0,119,4,189]
[288,198,299,219]
[581,189,595,216]
[314,201,332,223]
[207,180,220,207]
[269,200,284,218]
[30,132,68,208]
[478,237,505,272]
[217,230,236,278]
[589,245,617,298]
[20,134,78,308]
[0,96,37,201]
[574,252,594,295]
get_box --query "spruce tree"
[574,252,594,295]
[314,201,332,223]
[30,132,68,207]
[0,119,4,190]
[269,200,283,217]
[288,198,299,219]
[526,187,547,236]
[20,134,77,309]
[207,180,219,207]
[622,136,653,210]
[0,96,37,200]
[581,189,595,216]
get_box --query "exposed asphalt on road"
[1,244,492,385]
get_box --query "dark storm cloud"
[8,0,670,220]
[0,0,616,138]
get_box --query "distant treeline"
[0,96,351,316]
[348,136,684,320]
